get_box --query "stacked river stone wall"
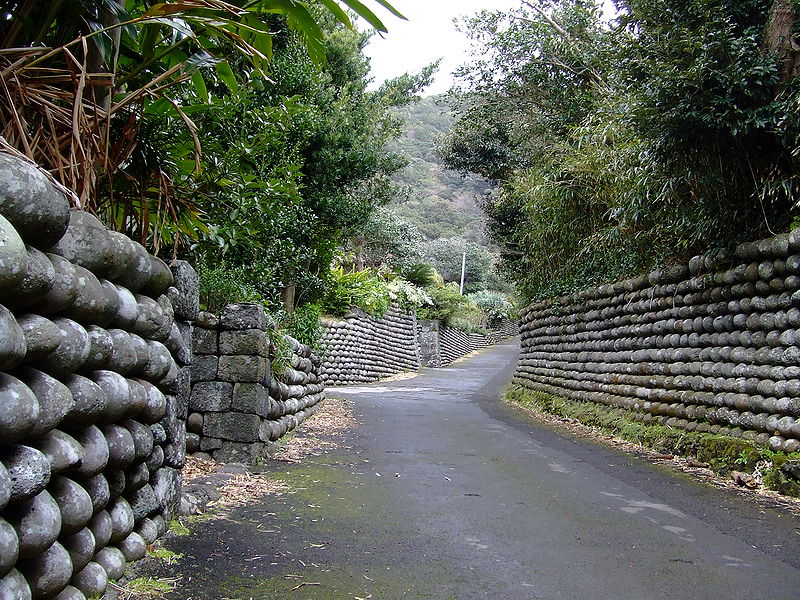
[0,153,193,600]
[319,306,419,385]
[188,304,324,463]
[488,319,520,343]
[419,319,520,368]
[439,326,490,365]
[515,231,800,452]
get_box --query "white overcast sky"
[360,0,617,95]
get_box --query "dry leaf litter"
[181,396,357,508]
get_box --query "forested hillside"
[388,96,489,244]
[381,96,512,294]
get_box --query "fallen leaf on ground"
[275,397,357,463]
[651,453,674,460]
[291,582,321,591]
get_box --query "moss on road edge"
[505,384,800,499]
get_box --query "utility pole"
[459,251,467,295]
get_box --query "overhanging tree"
[0,0,405,247]
[184,15,435,311]
[441,0,800,301]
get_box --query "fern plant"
[321,266,392,317]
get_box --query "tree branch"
[521,0,571,39]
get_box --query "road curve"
[160,338,800,599]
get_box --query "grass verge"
[109,576,180,599]
[505,384,800,498]
[147,547,182,565]
[167,520,191,536]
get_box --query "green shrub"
[401,263,439,287]
[320,266,391,318]
[761,454,800,497]
[418,283,467,321]
[466,290,516,324]
[387,278,433,310]
[267,328,292,376]
[196,262,264,313]
[418,283,488,332]
[280,303,324,350]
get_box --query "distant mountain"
[389,96,491,245]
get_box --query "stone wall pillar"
[186,303,324,464]
[418,320,442,367]
[188,303,272,464]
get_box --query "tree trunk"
[84,0,123,115]
[281,283,296,315]
[353,235,365,271]
[765,0,800,82]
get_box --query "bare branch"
[521,0,571,39]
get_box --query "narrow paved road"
[160,339,800,599]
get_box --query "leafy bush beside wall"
[197,261,265,312]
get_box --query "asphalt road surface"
[157,338,800,599]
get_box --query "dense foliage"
[1,0,518,328]
[418,283,483,331]
[186,19,433,311]
[316,265,433,318]
[1,0,428,312]
[196,260,265,313]
[421,237,493,294]
[388,96,490,243]
[0,0,403,239]
[342,210,425,273]
[466,290,516,325]
[280,303,325,349]
[377,95,518,295]
[441,0,800,301]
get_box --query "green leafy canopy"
[441,0,800,301]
